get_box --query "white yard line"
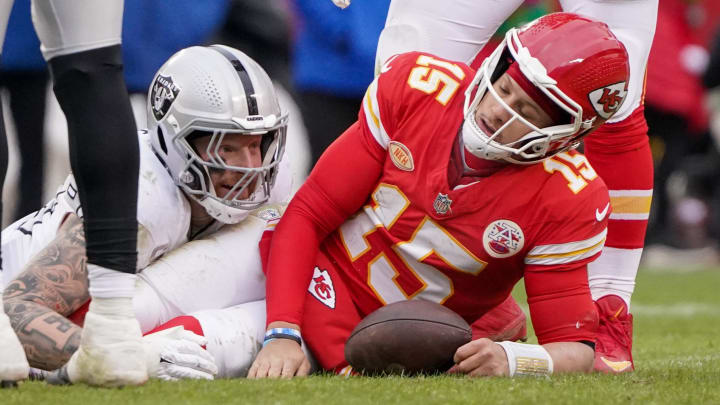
[630,303,720,317]
[517,302,720,317]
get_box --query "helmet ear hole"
[183,164,211,196]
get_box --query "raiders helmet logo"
[588,82,627,120]
[150,75,181,121]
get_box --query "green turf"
[2,268,719,405]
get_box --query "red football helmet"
[462,13,630,164]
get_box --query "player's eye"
[218,145,235,154]
[520,108,537,121]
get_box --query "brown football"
[344,300,471,375]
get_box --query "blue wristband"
[264,328,302,346]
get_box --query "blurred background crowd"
[1,0,719,268]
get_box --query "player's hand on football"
[448,338,510,377]
[143,326,218,381]
[248,338,310,379]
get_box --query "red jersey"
[266,52,607,344]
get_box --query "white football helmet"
[148,45,287,224]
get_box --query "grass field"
[2,268,718,405]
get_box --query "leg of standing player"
[0,0,31,386]
[31,0,145,386]
[559,0,658,373]
[375,0,523,71]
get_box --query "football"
[344,300,471,375]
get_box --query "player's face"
[474,73,554,145]
[191,133,263,200]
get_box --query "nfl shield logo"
[433,193,452,215]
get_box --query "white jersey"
[133,204,283,332]
[1,130,190,286]
[0,129,293,287]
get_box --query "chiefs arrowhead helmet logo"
[588,82,627,120]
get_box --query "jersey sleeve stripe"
[525,238,605,265]
[525,228,607,265]
[362,79,390,149]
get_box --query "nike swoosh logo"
[600,357,632,372]
[613,304,625,319]
[380,54,400,74]
[596,202,610,221]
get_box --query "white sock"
[588,247,643,310]
[87,264,137,299]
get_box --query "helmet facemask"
[172,116,287,222]
[462,28,594,164]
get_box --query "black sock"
[49,45,139,274]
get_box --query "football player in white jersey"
[1,45,293,381]
[0,0,142,387]
[352,0,658,373]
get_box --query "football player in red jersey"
[373,0,657,374]
[249,13,631,378]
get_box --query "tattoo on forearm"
[2,214,88,370]
[3,300,81,370]
[4,214,89,313]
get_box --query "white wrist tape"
[497,341,553,377]
[88,297,135,319]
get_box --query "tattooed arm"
[2,214,89,370]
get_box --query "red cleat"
[471,295,527,342]
[594,295,634,373]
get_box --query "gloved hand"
[143,326,218,381]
